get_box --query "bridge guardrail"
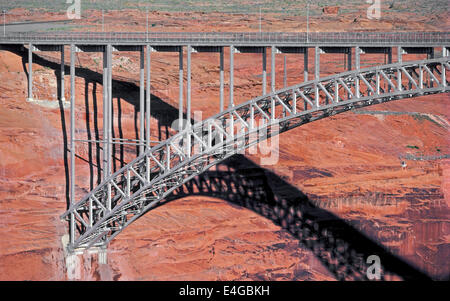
[0,31,449,44]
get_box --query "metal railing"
[1,31,448,44]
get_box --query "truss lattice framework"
[61,57,450,251]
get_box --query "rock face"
[0,8,449,281]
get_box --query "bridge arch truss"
[61,57,450,251]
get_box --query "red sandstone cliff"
[0,8,449,280]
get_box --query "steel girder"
[61,57,450,252]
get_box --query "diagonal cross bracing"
[61,57,450,251]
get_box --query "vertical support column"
[187,45,192,157]
[106,44,112,211]
[347,48,352,71]
[397,46,403,91]
[107,44,112,177]
[283,55,287,117]
[376,70,380,94]
[146,45,151,150]
[314,46,320,80]
[187,46,192,124]
[271,45,275,92]
[229,45,235,140]
[314,47,320,106]
[355,47,360,71]
[219,47,224,112]
[139,46,145,155]
[262,47,267,95]
[397,47,402,62]
[443,47,448,92]
[69,44,76,245]
[428,48,435,88]
[442,60,447,89]
[229,45,234,108]
[178,47,184,131]
[334,80,339,103]
[292,89,297,114]
[102,46,108,180]
[387,47,392,92]
[60,45,65,101]
[419,65,424,89]
[304,47,308,82]
[27,43,33,101]
[355,46,360,98]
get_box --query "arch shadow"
[157,154,433,281]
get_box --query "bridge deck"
[0,31,449,46]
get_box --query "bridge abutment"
[61,234,109,280]
[61,234,82,280]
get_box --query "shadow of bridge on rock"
[160,154,432,281]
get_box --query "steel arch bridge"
[61,57,450,252]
